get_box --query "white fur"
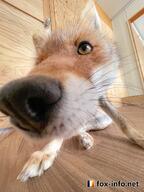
[44,73,112,139]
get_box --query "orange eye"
[77,41,93,55]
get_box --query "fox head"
[0,0,119,139]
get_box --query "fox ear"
[32,33,45,54]
[81,0,101,30]
[33,18,51,54]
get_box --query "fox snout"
[0,76,62,136]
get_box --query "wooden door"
[0,0,44,124]
[0,0,44,86]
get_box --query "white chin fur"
[46,73,112,139]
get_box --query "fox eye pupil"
[77,41,93,55]
[81,44,87,51]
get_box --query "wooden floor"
[0,97,144,192]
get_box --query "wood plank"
[0,1,43,86]
[122,95,144,106]
[44,0,85,30]
[43,0,112,30]
[0,97,144,191]
[3,0,44,21]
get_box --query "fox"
[0,0,143,182]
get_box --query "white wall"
[97,0,131,18]
[112,0,144,96]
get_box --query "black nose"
[0,76,62,131]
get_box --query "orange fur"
[30,28,115,83]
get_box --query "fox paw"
[79,132,94,150]
[17,151,55,182]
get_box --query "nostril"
[26,97,49,121]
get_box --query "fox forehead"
[30,27,115,81]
